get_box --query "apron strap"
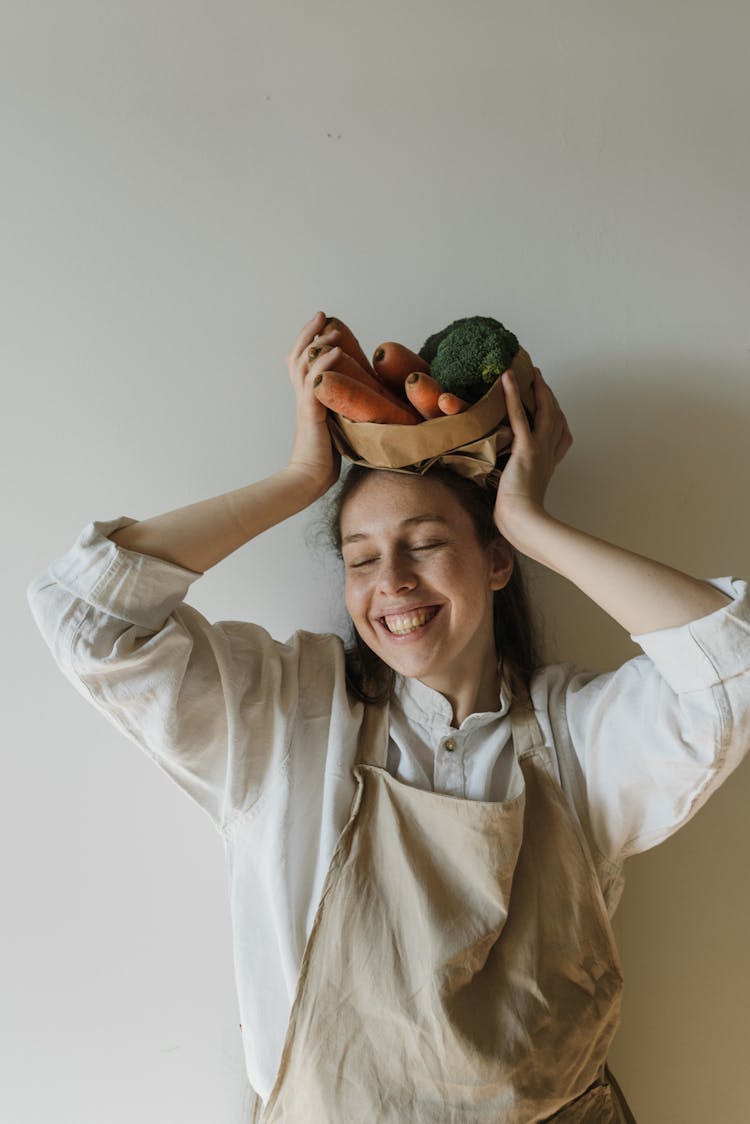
[510,682,597,819]
[354,700,391,770]
[545,682,626,911]
[508,683,547,760]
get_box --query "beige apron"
[258,695,637,1122]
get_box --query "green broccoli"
[418,315,520,404]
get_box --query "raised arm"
[493,367,731,636]
[27,312,355,829]
[109,311,342,573]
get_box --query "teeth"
[383,608,438,635]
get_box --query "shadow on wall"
[527,355,750,667]
[548,356,748,557]
[536,357,750,1122]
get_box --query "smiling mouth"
[379,605,441,636]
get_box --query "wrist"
[281,462,336,507]
[494,497,558,557]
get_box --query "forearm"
[494,368,732,633]
[513,508,732,635]
[107,467,322,574]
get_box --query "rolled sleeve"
[26,518,314,832]
[32,517,204,630]
[550,577,750,863]
[630,577,750,693]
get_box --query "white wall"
[6,1,750,1120]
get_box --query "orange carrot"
[308,344,421,420]
[404,372,444,419]
[314,371,420,425]
[372,342,431,391]
[437,392,470,415]
[320,317,378,379]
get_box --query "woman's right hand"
[285,311,343,499]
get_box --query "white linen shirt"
[27,516,750,1104]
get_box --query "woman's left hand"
[493,366,573,546]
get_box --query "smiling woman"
[26,310,750,1122]
[342,476,509,723]
[325,464,540,722]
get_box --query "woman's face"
[339,472,513,694]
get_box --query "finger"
[289,339,340,405]
[305,333,345,369]
[553,428,573,465]
[288,321,333,395]
[312,328,346,355]
[557,419,574,456]
[299,351,339,417]
[501,370,532,437]
[290,312,327,363]
[306,344,343,374]
[530,369,564,434]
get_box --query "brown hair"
[323,463,543,711]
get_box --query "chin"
[377,650,441,682]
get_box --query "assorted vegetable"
[419,316,519,405]
[311,314,518,425]
[372,342,431,390]
[308,343,420,418]
[313,372,420,425]
[436,391,470,416]
[404,371,444,419]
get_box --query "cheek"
[343,577,366,623]
[433,553,478,592]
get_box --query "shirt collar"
[393,660,512,731]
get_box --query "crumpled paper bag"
[326,345,537,487]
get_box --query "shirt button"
[444,737,457,752]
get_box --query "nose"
[377,553,417,596]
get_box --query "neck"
[422,649,502,728]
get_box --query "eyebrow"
[342,514,449,546]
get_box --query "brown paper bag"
[326,346,537,487]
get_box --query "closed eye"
[345,542,446,569]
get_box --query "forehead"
[339,471,470,539]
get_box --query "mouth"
[376,605,442,638]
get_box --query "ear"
[488,537,514,591]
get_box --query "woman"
[27,311,750,1121]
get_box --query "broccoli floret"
[419,316,519,404]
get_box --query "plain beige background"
[5,1,750,1121]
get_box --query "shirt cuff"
[630,577,750,694]
[39,517,204,632]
